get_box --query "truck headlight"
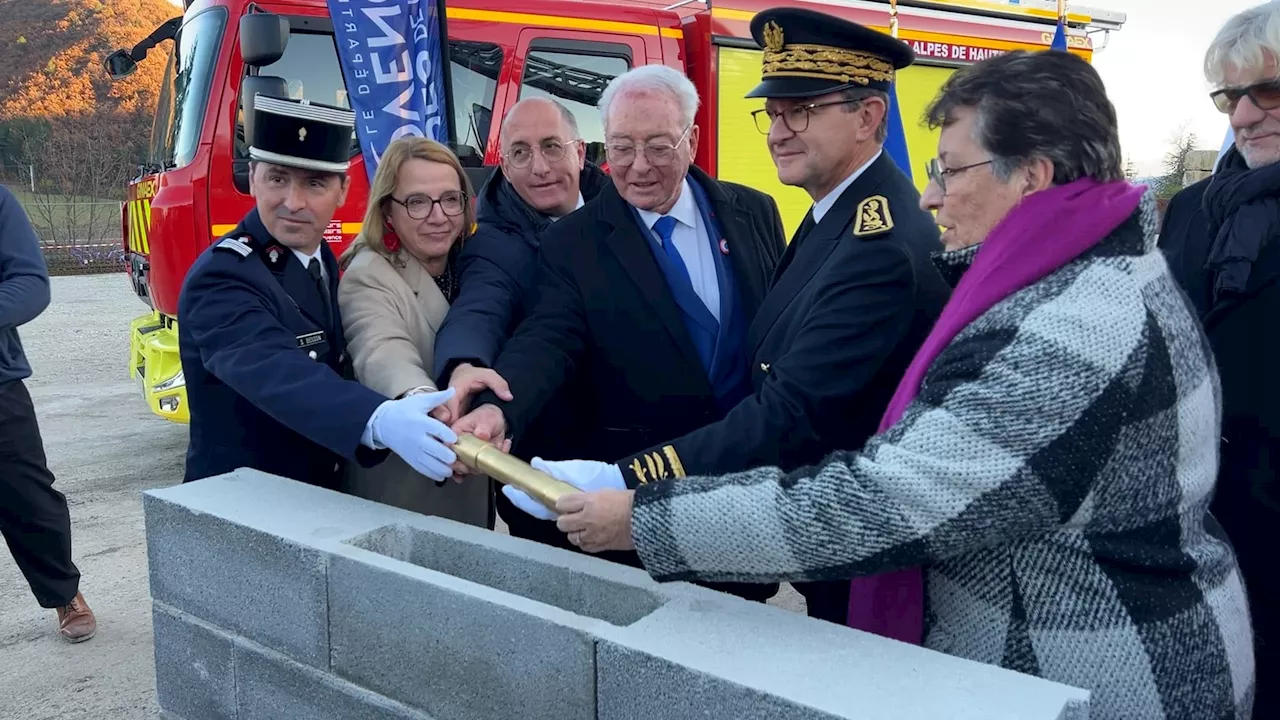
[153,369,185,393]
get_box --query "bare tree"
[1155,121,1199,200]
[1124,155,1138,181]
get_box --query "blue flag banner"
[327,0,450,184]
[884,81,912,180]
[1050,20,1068,51]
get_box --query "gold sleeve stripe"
[662,445,686,478]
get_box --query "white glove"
[503,457,626,520]
[368,389,458,481]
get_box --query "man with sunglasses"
[1160,3,1280,712]
[501,7,951,626]
[178,95,458,490]
[451,65,788,602]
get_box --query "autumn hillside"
[0,0,179,250]
[0,0,177,118]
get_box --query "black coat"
[473,165,785,600]
[1159,176,1280,708]
[615,152,949,483]
[432,162,612,381]
[177,209,387,488]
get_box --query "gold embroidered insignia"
[644,451,668,480]
[630,458,649,485]
[661,445,686,478]
[298,126,308,142]
[763,21,784,52]
[853,195,894,237]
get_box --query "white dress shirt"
[548,192,585,222]
[812,149,883,224]
[635,178,721,323]
[291,246,327,284]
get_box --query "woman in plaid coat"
[529,51,1256,719]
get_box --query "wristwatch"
[399,385,437,398]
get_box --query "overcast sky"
[1091,0,1264,175]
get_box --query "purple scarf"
[845,177,1146,644]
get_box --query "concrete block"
[327,548,601,720]
[146,472,1092,720]
[601,586,1091,720]
[346,523,664,626]
[151,603,236,720]
[597,639,844,719]
[235,636,432,720]
[143,492,330,669]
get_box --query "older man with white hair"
[452,65,787,601]
[1160,2,1280,712]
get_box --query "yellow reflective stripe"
[711,3,1090,24]
[210,223,363,237]
[128,200,142,253]
[447,7,681,38]
[140,199,151,254]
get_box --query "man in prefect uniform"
[178,94,458,487]
[509,8,951,626]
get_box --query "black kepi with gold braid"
[745,7,915,99]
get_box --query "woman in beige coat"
[337,137,492,528]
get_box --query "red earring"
[383,222,401,252]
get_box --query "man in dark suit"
[178,94,458,489]
[506,8,950,624]
[451,64,787,602]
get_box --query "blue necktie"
[652,215,692,288]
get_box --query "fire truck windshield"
[150,7,227,171]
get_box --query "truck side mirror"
[240,13,289,67]
[103,49,139,80]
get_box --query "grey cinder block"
[597,639,845,720]
[327,549,598,720]
[151,603,236,720]
[143,493,330,669]
[345,523,664,626]
[235,636,432,720]
[145,471,1093,720]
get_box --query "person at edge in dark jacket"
[0,186,97,643]
[430,96,611,548]
[1160,3,1280,714]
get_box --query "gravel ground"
[0,273,804,720]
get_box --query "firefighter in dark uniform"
[178,94,458,487]
[505,7,951,625]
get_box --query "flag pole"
[889,0,899,38]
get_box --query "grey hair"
[836,87,890,143]
[499,96,580,141]
[925,50,1123,184]
[597,64,700,131]
[1205,1,1280,87]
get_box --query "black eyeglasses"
[1210,80,1280,114]
[924,158,993,194]
[503,139,581,169]
[389,190,467,219]
[751,98,861,134]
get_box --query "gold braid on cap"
[760,20,895,86]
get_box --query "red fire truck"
[104,0,1126,424]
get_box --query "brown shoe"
[56,592,97,643]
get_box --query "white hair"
[1205,1,1280,86]
[597,64,700,131]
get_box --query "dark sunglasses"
[1210,80,1280,114]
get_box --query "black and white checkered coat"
[631,193,1256,719]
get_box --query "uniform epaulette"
[852,195,894,238]
[213,235,255,258]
